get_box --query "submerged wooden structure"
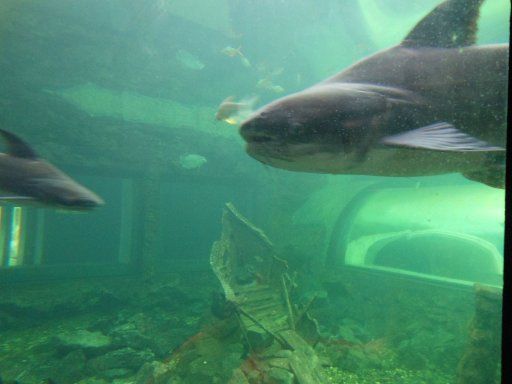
[211,203,325,383]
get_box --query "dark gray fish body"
[240,0,508,188]
[0,129,104,210]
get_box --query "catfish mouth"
[245,140,290,162]
[243,132,294,163]
[239,117,336,163]
[239,120,284,158]
[246,140,357,174]
[245,136,334,166]
[245,133,274,143]
[239,123,276,144]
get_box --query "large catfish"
[239,0,508,188]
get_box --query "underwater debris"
[210,203,326,383]
[210,202,289,337]
[143,203,326,383]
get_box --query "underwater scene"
[0,0,509,383]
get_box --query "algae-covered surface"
[1,266,494,383]
[50,83,231,137]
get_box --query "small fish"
[221,45,243,58]
[269,85,284,94]
[179,154,207,170]
[215,96,257,125]
[271,67,284,77]
[0,129,104,210]
[256,78,285,94]
[221,46,251,67]
[175,49,205,70]
[240,56,251,68]
[256,78,272,90]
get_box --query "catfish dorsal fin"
[0,129,38,159]
[401,0,484,48]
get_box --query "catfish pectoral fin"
[381,122,505,152]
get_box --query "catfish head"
[239,83,414,172]
[23,162,105,210]
[0,129,104,211]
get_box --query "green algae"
[50,83,236,138]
